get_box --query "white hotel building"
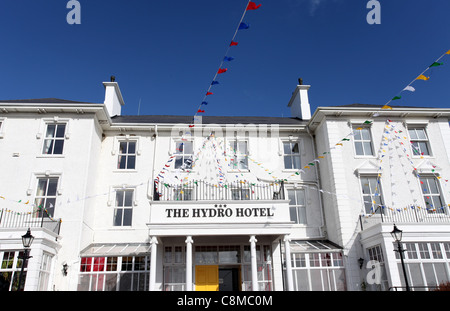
[0,79,449,291]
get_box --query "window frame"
[228,139,249,171]
[42,123,67,155]
[282,140,301,170]
[419,176,446,214]
[359,175,384,215]
[352,126,374,157]
[117,140,137,170]
[34,177,59,218]
[408,127,432,157]
[287,188,307,224]
[173,140,194,170]
[113,189,134,227]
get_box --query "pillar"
[284,235,294,291]
[185,236,194,291]
[149,236,158,291]
[250,235,258,291]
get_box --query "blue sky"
[0,0,449,117]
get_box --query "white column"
[284,235,294,291]
[149,236,158,291]
[185,236,194,291]
[249,235,258,291]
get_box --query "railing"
[155,180,285,202]
[359,205,450,230]
[0,208,62,235]
[389,286,438,291]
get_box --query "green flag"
[392,96,401,100]
[429,62,443,68]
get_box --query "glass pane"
[291,143,299,154]
[428,178,439,194]
[416,128,427,140]
[42,139,53,154]
[284,156,292,169]
[289,206,298,223]
[296,190,305,205]
[363,142,373,155]
[175,156,183,169]
[361,128,371,140]
[355,142,364,155]
[283,142,291,155]
[353,129,362,140]
[238,141,247,154]
[113,209,123,226]
[127,156,136,169]
[55,124,66,138]
[45,124,56,138]
[124,191,133,206]
[361,178,371,194]
[119,142,128,154]
[418,142,429,155]
[53,140,64,154]
[37,179,48,195]
[123,209,132,226]
[184,142,193,154]
[292,155,301,169]
[408,129,418,140]
[128,142,136,154]
[47,179,58,196]
[118,155,127,169]
[116,191,124,207]
[298,207,307,224]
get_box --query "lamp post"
[17,228,34,291]
[390,225,410,291]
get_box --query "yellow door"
[195,265,219,291]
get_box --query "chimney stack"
[103,76,124,117]
[287,78,311,120]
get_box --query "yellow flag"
[447,50,450,54]
[416,75,430,81]
[382,105,392,110]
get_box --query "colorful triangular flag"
[403,86,415,92]
[416,75,430,81]
[238,22,250,30]
[247,1,262,10]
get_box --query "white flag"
[403,86,415,92]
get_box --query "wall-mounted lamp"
[62,263,68,276]
[358,257,364,269]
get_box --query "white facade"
[0,81,449,291]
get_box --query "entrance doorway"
[195,265,241,291]
[219,267,240,291]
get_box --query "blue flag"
[239,22,250,30]
[211,81,219,85]
[223,56,234,62]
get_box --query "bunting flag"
[392,96,401,100]
[429,62,443,68]
[201,102,208,105]
[402,86,415,92]
[247,1,262,10]
[447,50,450,54]
[382,105,392,110]
[239,22,250,30]
[416,74,430,81]
[187,1,262,128]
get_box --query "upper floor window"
[420,176,445,213]
[174,141,193,170]
[408,127,430,156]
[360,176,384,214]
[118,141,137,170]
[283,141,301,169]
[42,123,66,155]
[114,189,133,226]
[353,126,374,156]
[229,140,248,170]
[288,189,306,224]
[35,177,58,218]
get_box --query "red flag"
[206,92,213,96]
[217,68,228,74]
[189,125,195,128]
[246,1,261,10]
[230,41,238,46]
[197,109,205,113]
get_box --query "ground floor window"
[37,252,53,291]
[78,255,150,291]
[288,252,346,291]
[0,250,28,291]
[395,242,450,290]
[163,244,273,291]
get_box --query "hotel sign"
[150,202,290,225]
